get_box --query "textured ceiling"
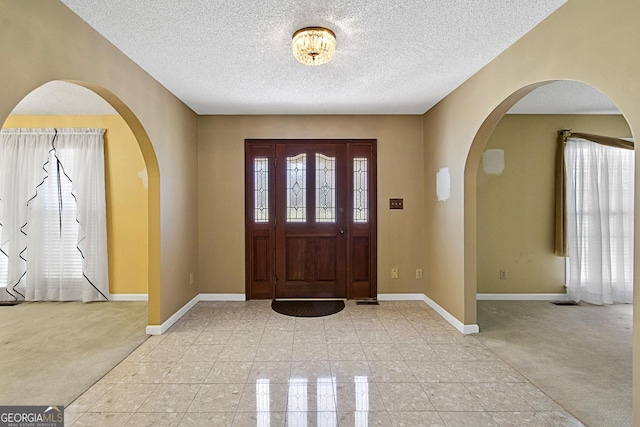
[11,81,116,116]
[57,0,570,115]
[507,81,621,114]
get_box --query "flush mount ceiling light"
[291,27,336,66]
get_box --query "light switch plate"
[389,198,404,209]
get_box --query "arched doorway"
[476,80,630,299]
[467,80,634,426]
[0,80,161,405]
[0,80,160,326]
[462,79,637,318]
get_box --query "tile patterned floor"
[65,300,584,426]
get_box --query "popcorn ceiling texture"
[507,80,621,115]
[56,0,568,115]
[55,0,565,114]
[11,81,117,116]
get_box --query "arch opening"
[465,79,634,426]
[0,80,161,326]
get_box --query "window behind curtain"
[0,127,108,302]
[565,137,634,304]
[0,152,84,288]
[571,147,633,284]
[40,152,83,280]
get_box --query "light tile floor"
[66,300,584,426]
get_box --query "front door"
[275,142,346,298]
[245,139,376,300]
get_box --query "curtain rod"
[559,129,634,150]
[0,128,105,135]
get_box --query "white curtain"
[0,128,109,302]
[564,137,634,304]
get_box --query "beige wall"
[477,114,631,294]
[421,0,639,422]
[198,115,425,295]
[2,114,149,295]
[0,1,200,324]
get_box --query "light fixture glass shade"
[292,27,336,66]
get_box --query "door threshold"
[355,299,380,305]
[274,298,346,302]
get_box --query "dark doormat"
[271,299,345,318]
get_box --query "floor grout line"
[66,300,586,426]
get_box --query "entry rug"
[271,299,345,318]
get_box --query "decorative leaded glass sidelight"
[316,153,336,223]
[286,153,307,222]
[254,157,269,223]
[353,157,368,223]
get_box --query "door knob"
[339,229,345,234]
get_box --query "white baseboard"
[377,293,424,301]
[145,294,199,335]
[476,293,569,301]
[146,293,246,335]
[199,293,246,301]
[110,294,148,301]
[422,294,479,335]
[377,293,479,335]
[145,292,480,336]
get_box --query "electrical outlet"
[189,273,195,285]
[415,269,423,279]
[499,269,507,280]
[391,268,399,279]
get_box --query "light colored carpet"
[476,300,632,427]
[0,301,148,406]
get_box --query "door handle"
[339,229,345,234]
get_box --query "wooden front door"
[275,142,346,298]
[245,139,376,300]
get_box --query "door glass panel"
[353,157,368,223]
[254,157,269,223]
[287,153,307,222]
[316,153,336,223]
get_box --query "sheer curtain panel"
[564,137,634,304]
[0,128,109,302]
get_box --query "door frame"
[244,139,377,300]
